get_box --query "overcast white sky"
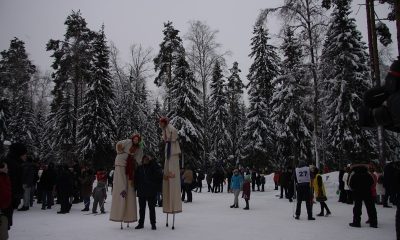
[0,0,396,97]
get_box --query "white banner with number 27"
[295,166,311,184]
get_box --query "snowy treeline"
[0,1,399,169]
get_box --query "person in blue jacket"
[230,169,243,208]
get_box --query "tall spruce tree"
[242,25,279,168]
[320,0,374,165]
[168,48,203,167]
[226,62,244,163]
[47,10,94,162]
[209,61,231,164]
[154,21,183,112]
[77,25,116,167]
[0,38,36,150]
[271,27,311,167]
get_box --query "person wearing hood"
[294,160,315,220]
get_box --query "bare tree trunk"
[366,0,385,166]
[305,0,320,168]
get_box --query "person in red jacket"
[242,174,251,210]
[0,161,12,240]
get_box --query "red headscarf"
[126,134,142,180]
[159,117,169,125]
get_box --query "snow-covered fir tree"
[46,10,94,162]
[0,38,36,150]
[271,26,312,167]
[320,0,375,164]
[226,62,244,164]
[77,25,116,167]
[209,61,232,164]
[168,48,203,167]
[242,24,279,168]
[154,21,183,112]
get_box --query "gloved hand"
[120,190,127,198]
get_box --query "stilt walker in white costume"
[109,134,143,229]
[159,117,182,230]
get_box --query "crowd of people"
[0,118,399,239]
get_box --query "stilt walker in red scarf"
[159,117,182,230]
[109,134,143,229]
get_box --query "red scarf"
[125,143,140,180]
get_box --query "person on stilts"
[109,134,143,229]
[159,117,182,230]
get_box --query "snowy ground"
[10,172,396,240]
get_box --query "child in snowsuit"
[92,181,107,214]
[242,175,251,210]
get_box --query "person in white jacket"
[342,166,353,204]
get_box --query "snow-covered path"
[10,172,396,240]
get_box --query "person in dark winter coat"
[348,164,378,228]
[0,161,12,240]
[256,173,261,191]
[286,168,294,202]
[206,171,213,192]
[80,167,95,211]
[135,156,163,230]
[338,167,347,203]
[242,175,251,210]
[280,169,289,199]
[40,162,57,210]
[294,161,315,220]
[383,162,396,208]
[194,170,205,193]
[3,143,27,229]
[56,165,74,214]
[19,157,36,211]
[260,172,266,192]
[92,181,107,214]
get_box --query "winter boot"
[18,206,29,211]
[244,200,249,210]
[325,211,331,216]
[135,224,144,229]
[349,222,361,228]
